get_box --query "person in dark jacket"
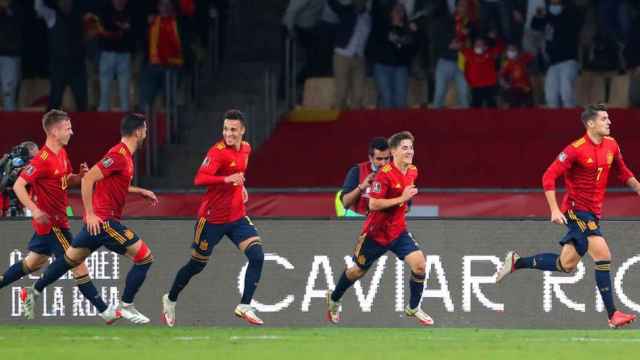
[0,0,23,111]
[35,0,88,111]
[531,0,581,108]
[368,1,418,108]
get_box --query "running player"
[496,103,640,328]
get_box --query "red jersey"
[461,41,504,88]
[500,53,534,92]
[361,162,418,246]
[542,135,634,218]
[19,146,72,235]
[195,140,251,224]
[94,143,134,221]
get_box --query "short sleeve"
[19,157,47,184]
[96,152,127,177]
[341,166,360,194]
[369,172,390,199]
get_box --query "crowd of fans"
[283,0,640,109]
[0,0,225,112]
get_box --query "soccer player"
[21,113,158,324]
[0,110,118,323]
[326,131,434,326]
[340,137,390,216]
[496,103,640,328]
[162,109,265,327]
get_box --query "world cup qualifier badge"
[102,157,114,168]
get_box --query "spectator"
[624,8,640,106]
[35,0,88,111]
[329,0,371,109]
[430,4,469,108]
[96,0,136,112]
[461,34,504,108]
[532,0,581,108]
[282,0,325,81]
[139,0,190,111]
[0,0,23,111]
[368,1,418,108]
[499,43,534,107]
[477,0,512,42]
[518,0,545,72]
[453,0,477,46]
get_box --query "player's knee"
[244,240,264,266]
[22,259,42,274]
[557,258,577,273]
[348,266,367,280]
[133,241,153,266]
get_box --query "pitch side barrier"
[1,218,640,328]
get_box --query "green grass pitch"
[1,326,639,359]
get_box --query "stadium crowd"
[0,0,226,112]
[283,0,640,109]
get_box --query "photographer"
[0,141,38,216]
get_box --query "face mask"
[549,5,562,16]
[507,50,518,59]
[474,47,484,55]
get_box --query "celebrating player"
[21,113,158,324]
[0,109,118,323]
[326,131,434,326]
[162,109,265,327]
[496,103,640,328]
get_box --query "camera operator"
[0,141,38,216]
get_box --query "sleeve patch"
[201,157,210,167]
[102,157,114,168]
[558,152,567,162]
[24,164,35,176]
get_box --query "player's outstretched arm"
[128,186,158,206]
[81,166,105,235]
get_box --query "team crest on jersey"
[372,181,381,193]
[558,152,567,162]
[24,165,35,176]
[607,152,614,165]
[102,157,114,168]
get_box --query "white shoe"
[405,305,434,326]
[234,304,263,325]
[118,302,150,324]
[496,251,520,283]
[161,294,176,327]
[99,304,122,325]
[326,290,341,324]
[20,287,39,320]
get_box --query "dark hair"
[368,137,389,155]
[120,113,147,137]
[223,109,246,127]
[42,109,69,132]
[581,103,607,126]
[388,131,415,149]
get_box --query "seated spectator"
[499,43,534,108]
[329,0,370,110]
[461,33,504,108]
[0,0,23,111]
[95,0,136,112]
[368,1,418,108]
[35,0,88,111]
[532,0,581,108]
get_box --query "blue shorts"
[192,216,260,257]
[352,231,420,270]
[27,227,73,258]
[72,219,141,255]
[559,210,603,257]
